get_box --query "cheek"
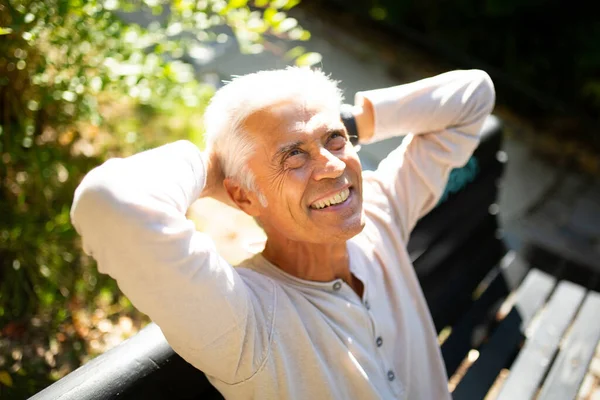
[285,170,312,211]
[265,169,310,212]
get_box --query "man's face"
[244,100,365,244]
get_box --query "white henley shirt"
[71,69,495,400]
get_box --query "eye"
[288,149,302,157]
[283,148,306,169]
[327,131,347,150]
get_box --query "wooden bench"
[31,116,600,399]
[449,246,600,399]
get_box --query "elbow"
[469,69,496,117]
[70,159,124,235]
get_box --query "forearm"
[353,70,495,144]
[71,141,207,263]
[358,71,496,238]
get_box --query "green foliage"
[0,0,313,396]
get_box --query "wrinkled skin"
[241,101,365,243]
[216,99,370,289]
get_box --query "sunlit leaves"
[226,0,249,10]
[369,6,387,21]
[295,51,322,67]
[270,0,300,9]
[263,7,285,25]
[274,17,297,33]
[284,45,304,60]
[0,370,13,387]
[103,0,119,11]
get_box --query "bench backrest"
[31,116,506,400]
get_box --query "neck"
[262,237,352,284]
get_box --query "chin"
[328,213,366,242]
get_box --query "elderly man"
[71,68,495,399]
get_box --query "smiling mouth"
[310,188,351,210]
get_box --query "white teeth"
[311,188,350,209]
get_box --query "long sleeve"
[70,140,274,384]
[357,70,496,241]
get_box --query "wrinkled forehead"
[244,100,343,145]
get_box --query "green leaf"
[228,0,248,8]
[0,371,13,387]
[289,28,311,41]
[263,8,278,24]
[369,7,387,21]
[299,30,311,41]
[270,0,287,8]
[62,91,76,102]
[282,0,300,10]
[274,17,297,33]
[0,27,13,35]
[295,52,322,67]
[284,45,305,61]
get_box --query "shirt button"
[376,337,383,347]
[387,370,395,381]
[333,281,342,291]
[364,300,371,310]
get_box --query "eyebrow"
[272,140,305,164]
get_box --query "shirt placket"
[365,290,405,398]
[332,275,405,399]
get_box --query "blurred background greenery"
[0,0,314,397]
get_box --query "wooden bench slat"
[441,252,529,376]
[452,269,555,400]
[497,280,586,400]
[497,251,532,292]
[512,269,557,329]
[537,291,600,400]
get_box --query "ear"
[223,178,262,217]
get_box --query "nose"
[312,148,345,181]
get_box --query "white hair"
[203,67,344,205]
